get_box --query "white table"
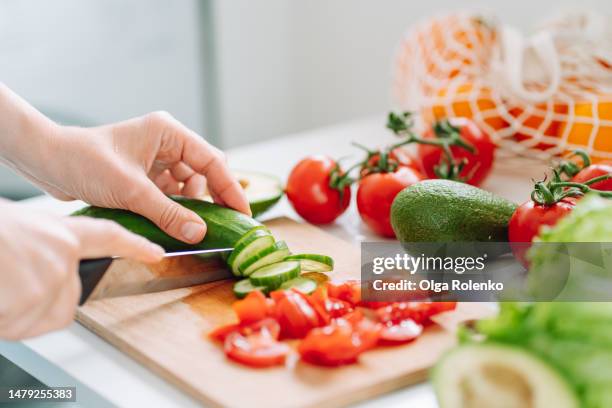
[0,115,538,407]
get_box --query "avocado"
[390,179,517,242]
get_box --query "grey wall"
[0,0,205,198]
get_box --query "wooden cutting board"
[76,217,493,408]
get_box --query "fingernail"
[181,221,206,242]
[150,243,165,258]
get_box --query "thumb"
[127,180,207,244]
[65,217,165,262]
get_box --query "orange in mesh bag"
[393,11,612,162]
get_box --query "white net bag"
[392,11,612,162]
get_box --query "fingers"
[183,142,251,216]
[144,112,250,215]
[16,269,81,339]
[65,217,165,262]
[124,180,208,244]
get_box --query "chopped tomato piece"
[298,322,363,366]
[209,318,281,343]
[327,280,361,306]
[271,289,322,339]
[351,316,381,351]
[208,323,240,343]
[224,329,289,368]
[232,290,272,324]
[376,301,457,326]
[309,286,353,320]
[379,319,423,345]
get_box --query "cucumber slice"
[433,344,579,408]
[249,261,300,290]
[234,170,284,218]
[301,272,329,285]
[240,241,291,276]
[280,276,317,294]
[283,254,334,272]
[227,228,274,276]
[233,279,267,299]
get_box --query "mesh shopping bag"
[393,11,612,162]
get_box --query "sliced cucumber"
[434,344,579,408]
[283,254,334,272]
[240,241,291,276]
[280,276,317,294]
[301,271,329,285]
[227,228,274,276]
[234,170,284,218]
[233,279,267,299]
[249,261,300,290]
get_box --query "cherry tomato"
[270,289,322,339]
[327,280,361,306]
[232,290,272,324]
[357,167,423,237]
[308,287,353,321]
[508,199,576,265]
[210,318,281,343]
[209,323,241,343]
[286,156,351,224]
[298,316,378,366]
[360,148,420,177]
[571,163,612,191]
[417,118,495,186]
[376,301,457,326]
[224,328,289,368]
[379,319,423,345]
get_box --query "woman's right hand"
[0,202,164,340]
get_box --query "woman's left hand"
[10,109,249,244]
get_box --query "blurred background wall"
[0,0,610,198]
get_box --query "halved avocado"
[433,343,579,408]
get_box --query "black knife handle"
[78,257,113,305]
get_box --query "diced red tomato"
[327,280,361,306]
[209,323,241,343]
[270,289,322,339]
[209,318,281,343]
[376,301,457,326]
[232,290,272,324]
[379,319,423,345]
[309,286,353,320]
[224,329,289,368]
[298,321,364,366]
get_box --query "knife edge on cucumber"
[73,197,334,298]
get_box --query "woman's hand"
[0,84,250,244]
[0,202,164,340]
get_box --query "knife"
[78,248,234,305]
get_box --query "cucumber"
[280,276,317,294]
[233,170,284,218]
[227,228,274,276]
[233,279,268,298]
[72,197,262,252]
[240,241,291,276]
[283,254,334,272]
[433,344,579,408]
[249,261,300,290]
[301,272,330,285]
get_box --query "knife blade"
[78,247,233,305]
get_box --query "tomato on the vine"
[417,118,495,186]
[508,199,576,265]
[357,166,423,237]
[360,148,420,177]
[286,156,351,224]
[571,163,612,191]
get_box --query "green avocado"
[390,179,517,242]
